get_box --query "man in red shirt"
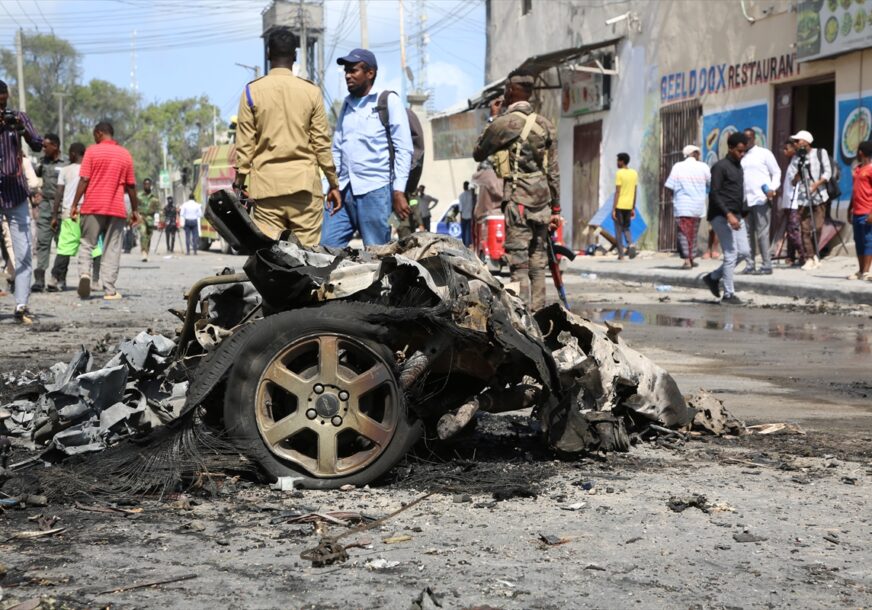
[849,140,872,281]
[70,122,140,299]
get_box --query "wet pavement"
[570,288,872,434]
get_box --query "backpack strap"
[376,91,396,191]
[510,112,547,183]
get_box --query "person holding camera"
[785,130,831,270]
[0,79,44,324]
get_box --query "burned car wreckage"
[2,191,721,491]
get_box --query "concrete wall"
[484,0,872,249]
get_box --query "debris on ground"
[686,390,745,436]
[746,422,806,435]
[667,494,711,513]
[733,532,767,543]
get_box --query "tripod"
[796,152,822,261]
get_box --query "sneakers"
[740,266,756,275]
[77,275,91,299]
[847,271,869,280]
[721,293,743,305]
[757,268,773,275]
[14,305,33,325]
[702,273,721,298]
[802,256,821,270]
[103,292,122,301]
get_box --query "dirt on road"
[1,252,871,609]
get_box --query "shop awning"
[467,38,622,109]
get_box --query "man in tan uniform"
[234,27,341,246]
[473,69,560,311]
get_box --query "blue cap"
[337,48,377,69]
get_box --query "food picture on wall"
[702,103,768,166]
[825,15,840,41]
[797,6,823,56]
[840,106,871,161]
[799,0,872,59]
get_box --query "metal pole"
[299,0,308,79]
[15,29,26,112]
[359,0,368,48]
[54,92,67,152]
[399,0,407,104]
[212,105,217,146]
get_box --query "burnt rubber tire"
[223,303,422,489]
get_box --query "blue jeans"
[184,219,199,254]
[0,201,33,307]
[710,215,751,296]
[321,185,392,247]
[461,218,473,246]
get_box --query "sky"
[0,0,486,122]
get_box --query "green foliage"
[0,32,79,135]
[1,32,217,187]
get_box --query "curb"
[563,262,872,305]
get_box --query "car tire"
[223,303,422,489]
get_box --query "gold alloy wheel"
[254,333,400,478]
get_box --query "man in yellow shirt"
[234,27,341,246]
[611,152,638,260]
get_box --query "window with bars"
[658,100,702,251]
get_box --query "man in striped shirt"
[0,79,44,324]
[665,145,710,268]
[70,121,140,300]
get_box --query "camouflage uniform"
[472,100,559,310]
[137,189,160,256]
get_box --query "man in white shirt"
[665,144,710,268]
[785,129,831,269]
[740,128,781,275]
[779,139,803,265]
[180,193,203,255]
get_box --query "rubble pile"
[1,332,187,458]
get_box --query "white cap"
[790,130,814,143]
[682,144,700,157]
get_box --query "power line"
[14,0,39,29]
[31,0,52,31]
[0,1,22,28]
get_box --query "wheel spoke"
[348,411,393,447]
[316,429,339,475]
[318,336,340,381]
[263,410,304,447]
[346,364,391,396]
[263,362,309,397]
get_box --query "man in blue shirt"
[322,48,413,247]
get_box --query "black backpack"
[376,91,425,196]
[817,148,841,201]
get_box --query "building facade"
[443,0,872,251]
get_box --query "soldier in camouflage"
[137,178,160,261]
[472,68,560,311]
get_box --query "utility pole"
[53,92,68,152]
[399,0,407,105]
[15,29,26,112]
[212,105,217,146]
[299,0,308,79]
[130,29,138,95]
[359,0,368,48]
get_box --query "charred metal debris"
[0,191,742,493]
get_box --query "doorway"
[572,120,602,251]
[773,77,835,170]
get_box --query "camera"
[0,108,20,130]
[795,146,808,158]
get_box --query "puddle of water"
[577,307,872,355]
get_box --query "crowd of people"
[659,126,868,305]
[0,77,203,325]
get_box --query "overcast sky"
[0,0,485,121]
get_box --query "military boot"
[31,269,45,292]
